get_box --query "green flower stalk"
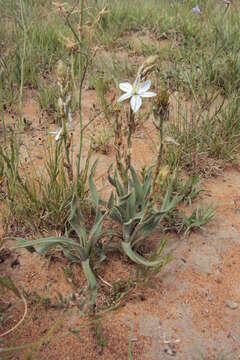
[114,108,127,189]
[50,60,74,182]
[152,89,170,196]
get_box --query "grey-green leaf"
[122,241,167,267]
[81,258,97,307]
[130,166,143,201]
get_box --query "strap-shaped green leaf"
[107,191,114,209]
[114,170,124,197]
[15,237,87,260]
[87,212,105,253]
[161,193,182,213]
[130,166,143,201]
[123,217,138,242]
[81,258,97,307]
[14,237,79,251]
[78,226,88,247]
[69,196,87,244]
[143,170,152,202]
[63,249,82,263]
[109,206,123,223]
[119,191,133,205]
[141,208,171,236]
[122,242,166,267]
[127,191,136,219]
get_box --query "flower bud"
[58,97,64,113]
[56,60,67,84]
[65,94,71,107]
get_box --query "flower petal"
[138,80,151,94]
[119,82,133,93]
[140,91,156,98]
[68,110,73,123]
[192,5,201,14]
[117,92,132,103]
[55,128,63,141]
[130,95,142,113]
[49,128,63,141]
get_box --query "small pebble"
[225,300,238,310]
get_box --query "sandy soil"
[2,165,240,359]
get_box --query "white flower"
[49,116,73,141]
[50,103,73,141]
[192,5,201,14]
[118,79,156,113]
[49,127,63,141]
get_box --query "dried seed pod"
[153,89,169,127]
[157,165,170,184]
[53,1,67,14]
[138,55,158,80]
[65,38,78,53]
